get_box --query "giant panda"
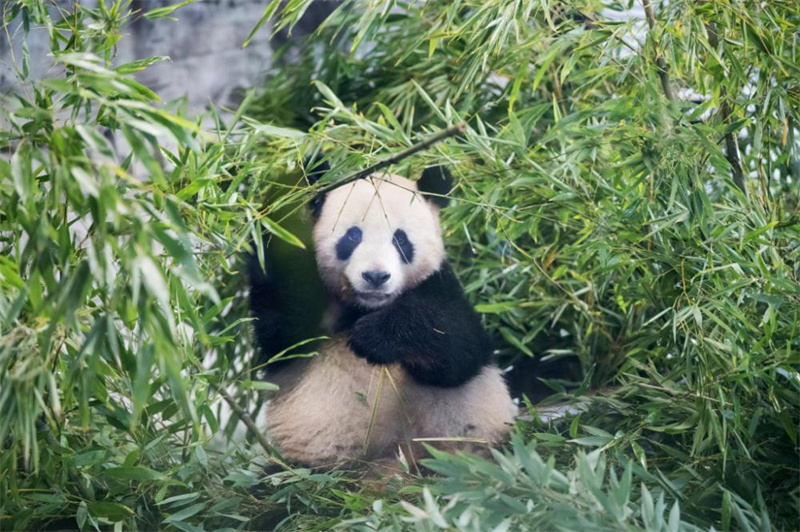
[247,161,517,468]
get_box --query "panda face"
[313,173,445,309]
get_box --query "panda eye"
[336,226,362,261]
[393,229,414,264]
[346,227,362,242]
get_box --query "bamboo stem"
[705,18,747,196]
[642,0,675,101]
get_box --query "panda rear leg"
[404,366,517,457]
[261,339,406,467]
[246,252,292,370]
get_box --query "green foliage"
[394,438,706,532]
[1,0,798,530]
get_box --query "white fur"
[259,336,517,467]
[313,173,445,309]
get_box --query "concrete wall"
[0,0,337,113]
[125,0,275,110]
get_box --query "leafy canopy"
[0,0,798,530]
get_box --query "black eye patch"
[393,229,414,264]
[336,226,362,261]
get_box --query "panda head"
[307,161,453,309]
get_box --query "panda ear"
[417,165,453,208]
[303,154,331,186]
[303,154,330,217]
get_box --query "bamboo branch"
[706,19,747,196]
[642,0,675,101]
[313,123,467,195]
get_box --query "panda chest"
[319,335,406,385]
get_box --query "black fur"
[417,165,453,208]
[304,156,330,184]
[246,250,325,372]
[304,156,330,217]
[336,226,362,260]
[246,254,293,371]
[392,229,414,264]
[347,261,492,388]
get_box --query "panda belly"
[261,335,517,467]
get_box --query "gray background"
[0,0,337,113]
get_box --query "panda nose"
[362,270,391,288]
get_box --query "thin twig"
[363,367,387,456]
[314,123,467,195]
[214,384,287,464]
[705,18,747,196]
[412,437,489,444]
[641,0,674,101]
[383,367,420,475]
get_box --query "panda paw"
[349,314,398,365]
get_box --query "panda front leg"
[347,262,518,456]
[349,262,497,387]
